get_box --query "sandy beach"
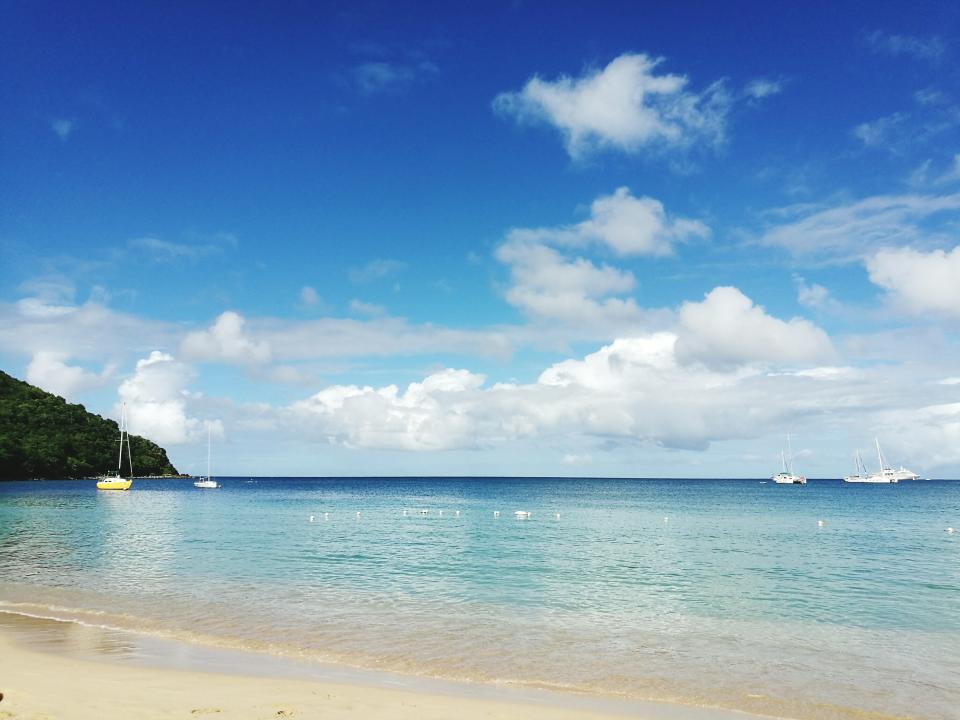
[0,631,618,720]
[0,614,763,720]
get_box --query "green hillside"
[0,370,179,480]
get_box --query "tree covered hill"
[0,370,179,480]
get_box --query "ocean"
[1,477,958,719]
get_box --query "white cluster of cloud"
[496,187,707,328]
[292,368,486,450]
[675,287,835,369]
[181,311,272,365]
[866,245,960,318]
[116,351,203,445]
[26,352,112,398]
[494,53,730,158]
[285,322,847,455]
[508,187,709,257]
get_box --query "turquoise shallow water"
[1,477,958,719]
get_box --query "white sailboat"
[845,439,917,483]
[193,424,220,489]
[842,450,870,483]
[771,434,806,484]
[97,403,133,491]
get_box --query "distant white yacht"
[194,425,220,489]
[772,434,806,484]
[844,439,917,483]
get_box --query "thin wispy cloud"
[759,193,960,262]
[743,77,784,100]
[129,237,222,262]
[348,258,407,284]
[351,60,438,96]
[863,29,947,63]
[50,118,74,141]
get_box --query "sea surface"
[1,477,958,719]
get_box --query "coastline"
[0,612,765,720]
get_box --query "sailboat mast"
[787,433,794,475]
[875,437,885,472]
[116,403,125,471]
[207,424,212,481]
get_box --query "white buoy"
[555,513,560,519]
[514,510,531,519]
[493,510,500,517]
[420,508,428,515]
[403,509,407,516]
[818,520,825,527]
[455,510,460,517]
[439,509,443,516]
[664,516,669,523]
[948,527,955,534]
[324,512,329,521]
[356,511,361,518]
[309,515,315,523]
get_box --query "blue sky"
[2,1,960,477]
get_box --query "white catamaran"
[844,438,918,483]
[772,434,806,484]
[193,424,220,489]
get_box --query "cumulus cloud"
[181,311,272,365]
[675,287,834,369]
[866,245,960,317]
[759,193,960,261]
[292,368,486,450]
[495,188,706,328]
[26,352,112,399]
[117,352,202,445]
[495,237,644,326]
[508,187,709,257]
[287,331,848,454]
[493,52,730,159]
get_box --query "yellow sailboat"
[97,403,133,491]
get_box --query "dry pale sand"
[0,628,684,720]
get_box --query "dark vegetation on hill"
[0,370,179,480]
